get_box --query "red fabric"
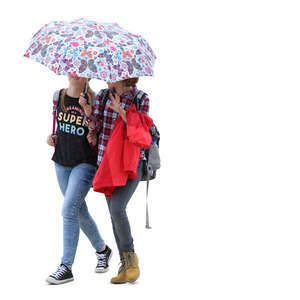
[93,105,153,197]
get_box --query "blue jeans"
[55,162,105,267]
[106,160,143,260]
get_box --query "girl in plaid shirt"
[79,77,150,284]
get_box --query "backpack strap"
[52,90,60,112]
[101,89,110,115]
[132,89,152,229]
[52,89,63,135]
[132,90,146,112]
[145,163,152,229]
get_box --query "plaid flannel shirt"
[86,86,150,166]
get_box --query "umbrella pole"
[85,78,88,94]
[85,78,89,104]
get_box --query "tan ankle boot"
[123,251,140,283]
[111,260,127,284]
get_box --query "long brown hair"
[60,81,93,112]
[121,77,139,87]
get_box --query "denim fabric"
[106,160,143,259]
[55,162,105,267]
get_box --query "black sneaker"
[95,245,112,273]
[46,264,74,285]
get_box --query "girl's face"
[68,74,86,87]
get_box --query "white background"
[0,0,300,299]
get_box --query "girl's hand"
[79,92,92,117]
[87,132,97,146]
[47,134,57,147]
[107,92,127,122]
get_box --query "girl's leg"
[55,163,72,195]
[60,163,102,267]
[106,198,122,258]
[56,163,105,253]
[79,201,105,252]
[106,160,143,259]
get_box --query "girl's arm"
[79,92,104,133]
[47,134,57,146]
[107,91,127,122]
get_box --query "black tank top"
[52,92,97,167]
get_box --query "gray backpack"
[133,90,161,229]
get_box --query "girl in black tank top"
[45,75,111,285]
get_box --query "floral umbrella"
[24,18,156,82]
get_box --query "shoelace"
[124,252,134,268]
[51,265,68,279]
[118,259,126,273]
[96,252,107,267]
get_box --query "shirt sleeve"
[138,93,150,116]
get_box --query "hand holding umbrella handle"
[84,92,89,105]
[84,80,89,105]
[79,92,92,116]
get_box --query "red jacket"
[93,105,153,197]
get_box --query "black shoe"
[95,245,112,273]
[46,264,74,285]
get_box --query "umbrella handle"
[84,93,89,105]
[84,79,89,105]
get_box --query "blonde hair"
[60,82,94,112]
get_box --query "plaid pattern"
[87,86,150,166]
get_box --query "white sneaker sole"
[46,276,74,285]
[95,250,113,273]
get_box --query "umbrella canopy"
[24,18,156,82]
